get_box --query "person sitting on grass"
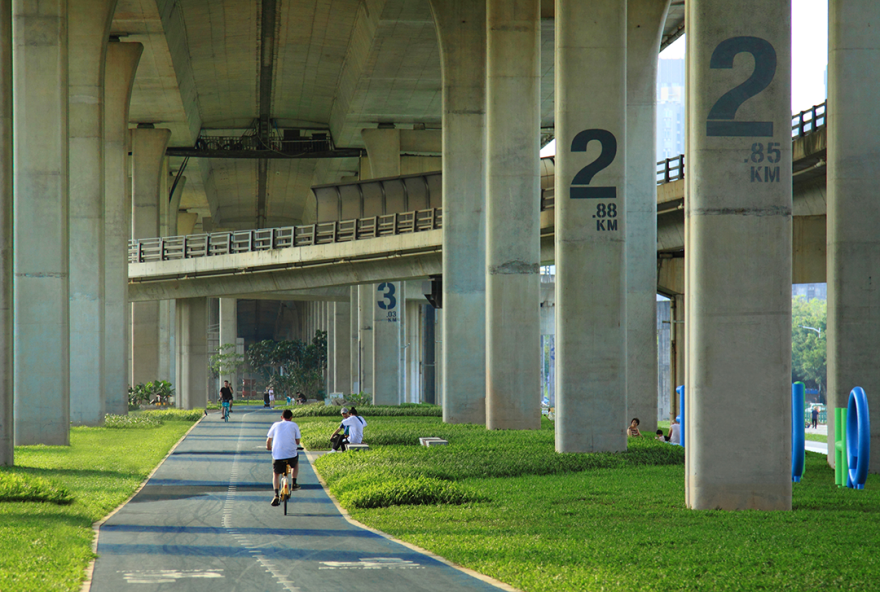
[655,429,666,442]
[627,418,642,437]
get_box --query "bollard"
[792,382,805,483]
[834,407,849,487]
[846,387,871,490]
[676,385,685,448]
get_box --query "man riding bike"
[220,380,234,418]
[266,409,302,506]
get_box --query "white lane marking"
[221,413,301,592]
[120,569,224,584]
[319,557,424,570]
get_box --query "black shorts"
[273,456,299,474]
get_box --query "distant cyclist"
[266,409,301,506]
[220,380,234,416]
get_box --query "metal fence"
[655,100,827,185]
[129,208,443,264]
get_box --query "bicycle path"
[88,408,514,592]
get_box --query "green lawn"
[0,419,195,592]
[309,415,879,592]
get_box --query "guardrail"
[655,100,827,185]
[135,102,829,265]
[129,208,442,264]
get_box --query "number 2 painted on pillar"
[706,36,777,137]
[569,129,617,199]
[377,283,396,310]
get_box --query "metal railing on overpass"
[132,101,827,265]
[130,209,442,264]
[655,100,826,185]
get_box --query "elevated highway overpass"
[129,103,828,301]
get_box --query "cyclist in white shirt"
[266,409,301,506]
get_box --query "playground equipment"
[676,385,685,448]
[834,387,870,489]
[791,382,805,482]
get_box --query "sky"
[541,1,829,157]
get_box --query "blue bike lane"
[87,408,516,592]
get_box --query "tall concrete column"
[176,297,208,410]
[0,0,12,465]
[103,41,142,416]
[827,0,880,471]
[349,287,359,392]
[219,298,237,394]
[358,285,374,394]
[671,294,685,421]
[625,0,669,434]
[555,0,627,452]
[685,0,792,510]
[68,0,117,426]
[429,0,487,424]
[373,281,402,404]
[13,0,70,445]
[485,0,541,430]
[130,127,170,386]
[333,301,351,395]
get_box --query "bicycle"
[277,447,304,516]
[221,400,230,422]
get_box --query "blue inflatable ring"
[846,387,871,489]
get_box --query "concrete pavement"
[88,408,514,592]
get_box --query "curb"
[305,450,522,592]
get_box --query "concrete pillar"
[429,0,487,424]
[358,285,374,394]
[103,42,142,416]
[333,301,352,395]
[624,0,669,435]
[219,298,237,394]
[671,294,685,421]
[176,298,208,410]
[685,0,792,510]
[373,282,401,404]
[13,0,70,445]
[827,0,880,472]
[0,0,11,465]
[362,129,401,179]
[406,299,421,403]
[68,0,117,426]
[485,0,541,430]
[349,287,359,392]
[130,127,170,386]
[554,0,627,451]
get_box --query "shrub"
[140,409,204,422]
[104,414,162,429]
[337,475,484,509]
[289,404,441,419]
[0,472,73,505]
[128,380,175,408]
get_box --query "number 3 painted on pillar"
[377,283,396,310]
[569,129,617,199]
[706,36,776,137]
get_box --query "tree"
[792,296,826,402]
[245,331,328,399]
[209,343,246,379]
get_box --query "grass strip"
[311,417,880,592]
[0,420,196,592]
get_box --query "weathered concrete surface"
[429,0,487,425]
[554,0,627,452]
[485,0,541,431]
[0,0,11,464]
[685,0,792,510]
[13,0,70,446]
[826,0,880,472]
